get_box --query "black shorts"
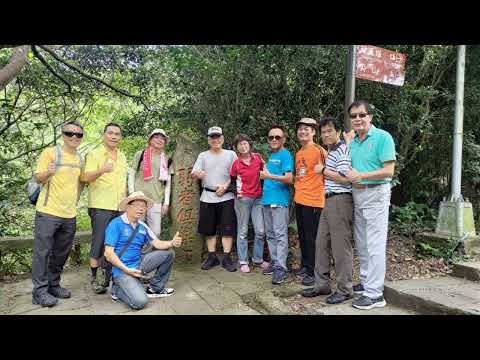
[88,208,122,258]
[198,199,236,237]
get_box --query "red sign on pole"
[355,45,406,86]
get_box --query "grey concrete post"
[450,45,465,203]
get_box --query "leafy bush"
[391,201,437,238]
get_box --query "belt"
[325,192,352,199]
[203,187,232,193]
[351,183,383,189]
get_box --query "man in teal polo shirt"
[344,100,396,310]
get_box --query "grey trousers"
[314,193,354,296]
[352,183,391,299]
[263,205,289,271]
[32,211,76,296]
[112,249,175,310]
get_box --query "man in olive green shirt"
[128,129,173,238]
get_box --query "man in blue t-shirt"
[104,191,182,310]
[260,125,294,285]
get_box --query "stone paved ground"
[0,264,414,315]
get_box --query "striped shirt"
[325,140,352,194]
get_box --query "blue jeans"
[263,205,289,271]
[112,249,175,310]
[234,197,265,265]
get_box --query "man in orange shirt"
[294,118,327,286]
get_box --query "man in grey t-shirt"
[191,126,238,272]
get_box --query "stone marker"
[171,133,204,264]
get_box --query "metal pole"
[344,45,356,132]
[451,45,466,202]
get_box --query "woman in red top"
[230,134,269,273]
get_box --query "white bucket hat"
[119,191,154,211]
[148,128,170,144]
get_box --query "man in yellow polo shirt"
[32,120,85,307]
[82,122,128,295]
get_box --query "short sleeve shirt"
[262,148,294,207]
[84,144,128,210]
[230,153,264,199]
[294,143,328,208]
[35,146,83,218]
[325,141,352,194]
[349,125,396,184]
[104,214,156,278]
[191,149,238,203]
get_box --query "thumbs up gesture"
[259,165,270,180]
[314,162,325,175]
[171,231,182,248]
[101,160,114,174]
[342,129,355,145]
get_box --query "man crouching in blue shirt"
[105,191,182,310]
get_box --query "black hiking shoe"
[222,254,237,272]
[32,292,58,307]
[301,275,315,286]
[48,286,71,299]
[272,267,287,285]
[301,286,332,298]
[353,283,364,294]
[294,267,308,276]
[201,253,220,270]
[326,292,353,304]
[91,276,107,294]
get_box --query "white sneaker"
[146,287,175,298]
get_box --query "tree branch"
[31,45,72,94]
[0,139,57,165]
[37,45,150,110]
[0,46,29,90]
[0,95,37,137]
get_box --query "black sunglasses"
[63,131,84,138]
[349,113,369,119]
[268,135,283,141]
[208,134,222,139]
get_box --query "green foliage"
[391,201,437,238]
[2,44,480,275]
[0,249,33,275]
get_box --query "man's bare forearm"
[324,169,350,184]
[82,169,105,183]
[35,171,53,184]
[105,246,131,273]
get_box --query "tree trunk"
[0,46,29,90]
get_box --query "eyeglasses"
[349,113,369,119]
[208,134,222,139]
[268,135,283,141]
[63,131,84,138]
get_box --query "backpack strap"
[43,146,83,207]
[43,145,61,206]
[136,149,146,173]
[117,225,141,259]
